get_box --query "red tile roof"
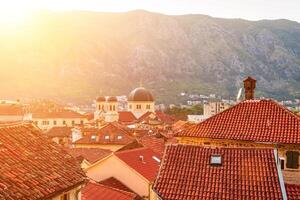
[0,122,86,200]
[155,111,176,124]
[46,126,72,137]
[115,148,161,182]
[99,177,136,194]
[137,111,176,125]
[177,99,300,144]
[118,111,137,123]
[0,104,24,116]
[153,145,283,200]
[138,135,165,157]
[32,110,86,119]
[172,120,193,132]
[65,148,112,164]
[74,123,134,145]
[286,184,300,200]
[82,182,136,200]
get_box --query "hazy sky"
[40,0,300,22]
[1,0,300,23]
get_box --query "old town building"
[176,77,300,185]
[152,145,286,200]
[0,122,86,200]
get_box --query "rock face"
[1,10,300,103]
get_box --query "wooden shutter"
[286,151,299,169]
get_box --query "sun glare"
[0,1,37,25]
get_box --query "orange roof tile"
[0,122,86,200]
[118,111,137,123]
[82,182,136,200]
[74,123,134,145]
[65,148,112,164]
[153,145,283,200]
[177,99,300,144]
[115,148,161,182]
[32,110,86,119]
[46,126,72,137]
[0,104,24,116]
[286,184,300,200]
[138,135,165,157]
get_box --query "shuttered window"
[286,151,299,169]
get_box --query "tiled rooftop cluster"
[177,99,300,144]
[153,145,284,200]
[0,122,86,199]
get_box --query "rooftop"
[115,147,161,182]
[0,122,86,199]
[177,99,300,144]
[65,148,112,165]
[46,126,72,138]
[82,182,137,200]
[153,145,284,200]
[286,184,300,200]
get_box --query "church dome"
[97,96,106,102]
[128,87,154,102]
[107,96,118,102]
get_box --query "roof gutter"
[274,149,287,200]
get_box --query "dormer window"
[91,135,97,140]
[117,135,123,140]
[104,135,110,140]
[210,155,222,166]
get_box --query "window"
[98,105,101,110]
[117,135,122,140]
[34,121,38,125]
[210,155,222,166]
[136,104,141,109]
[42,121,49,125]
[91,135,97,140]
[113,105,116,111]
[80,120,84,125]
[129,105,132,109]
[286,151,299,169]
[53,120,57,125]
[63,120,66,125]
[110,105,112,111]
[102,105,104,110]
[60,193,70,200]
[280,158,285,170]
[104,135,110,140]
[72,120,75,125]
[146,104,151,109]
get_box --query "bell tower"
[243,77,256,100]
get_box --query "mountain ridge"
[0,10,300,104]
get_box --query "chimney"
[139,155,145,163]
[243,77,256,100]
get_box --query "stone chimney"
[243,77,256,100]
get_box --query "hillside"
[1,10,300,103]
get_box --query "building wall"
[33,118,88,131]
[203,102,230,117]
[95,101,119,122]
[128,101,155,118]
[74,144,125,152]
[86,155,151,198]
[0,115,24,122]
[177,137,300,184]
[52,185,82,200]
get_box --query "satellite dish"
[236,88,243,102]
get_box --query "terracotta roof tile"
[46,126,72,138]
[177,99,300,144]
[153,145,283,200]
[138,135,165,157]
[99,177,135,194]
[82,182,136,200]
[115,148,161,182]
[118,111,137,123]
[286,184,300,200]
[0,104,24,116]
[0,122,86,200]
[65,148,112,164]
[75,123,134,145]
[32,110,86,119]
